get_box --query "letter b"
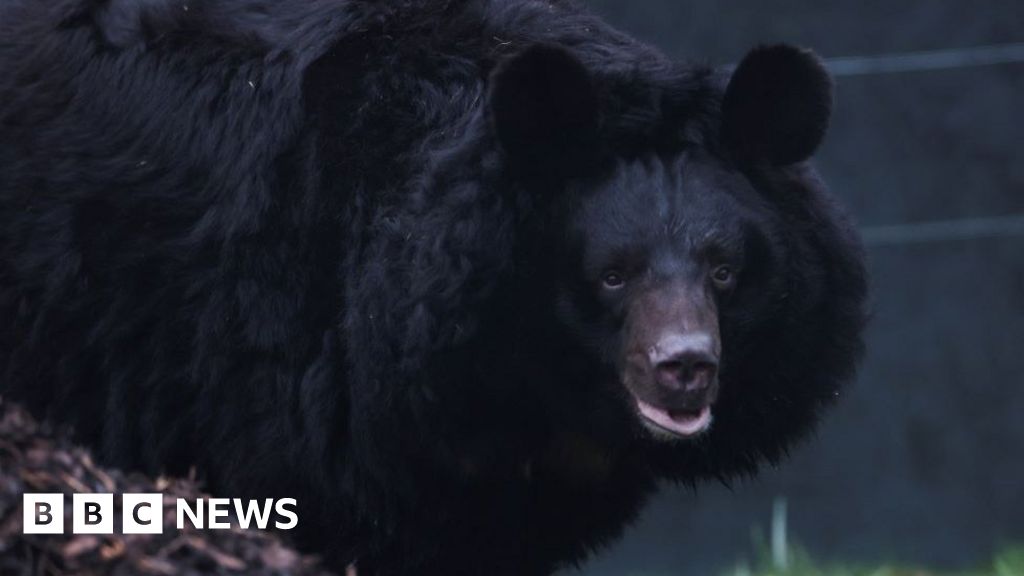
[23,494,64,534]
[72,494,113,534]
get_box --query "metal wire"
[825,42,1024,76]
[861,213,1024,247]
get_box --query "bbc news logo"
[23,493,298,534]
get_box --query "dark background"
[565,1,1024,574]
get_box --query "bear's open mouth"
[635,400,713,440]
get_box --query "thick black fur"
[0,1,868,574]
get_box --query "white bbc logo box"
[122,493,164,534]
[22,493,63,534]
[23,493,164,534]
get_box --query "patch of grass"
[994,547,1024,576]
[722,544,1024,576]
[718,499,1024,576]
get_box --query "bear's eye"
[711,265,736,289]
[601,270,625,290]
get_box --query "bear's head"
[488,43,867,478]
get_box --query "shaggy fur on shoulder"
[0,1,868,574]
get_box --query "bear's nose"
[654,350,718,393]
[647,333,719,393]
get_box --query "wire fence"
[819,42,1024,248]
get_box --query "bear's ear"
[721,44,833,166]
[489,44,601,174]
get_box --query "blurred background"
[567,1,1024,574]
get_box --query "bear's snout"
[621,284,722,440]
[651,334,719,398]
[626,332,720,411]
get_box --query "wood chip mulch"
[0,395,342,576]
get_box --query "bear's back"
[0,2,695,574]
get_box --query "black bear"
[0,0,868,574]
